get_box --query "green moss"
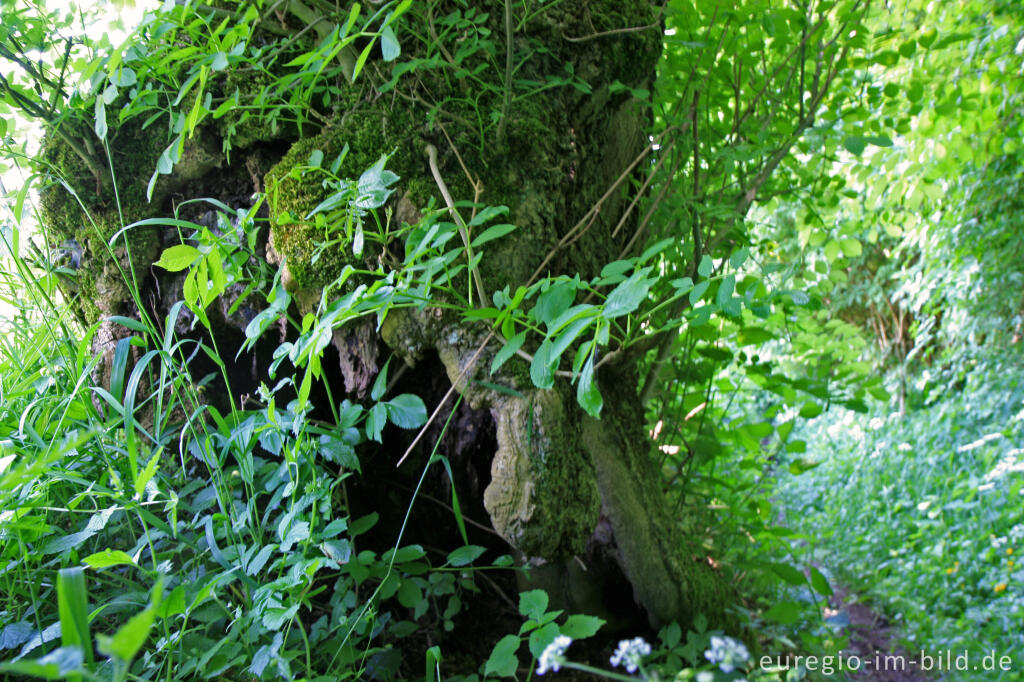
[263,89,426,293]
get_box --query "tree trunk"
[41,0,737,630]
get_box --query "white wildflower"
[610,637,652,674]
[704,635,750,673]
[537,635,572,675]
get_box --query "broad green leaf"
[154,244,200,272]
[492,331,526,375]
[560,614,604,639]
[447,545,486,567]
[471,223,517,248]
[518,589,548,621]
[484,634,520,678]
[840,238,862,257]
[97,580,162,662]
[386,394,428,429]
[762,600,802,624]
[82,549,136,569]
[380,24,400,61]
[604,272,651,318]
[697,254,713,277]
[530,338,557,389]
[842,135,866,155]
[809,566,832,596]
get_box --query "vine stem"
[425,143,487,306]
[495,0,514,148]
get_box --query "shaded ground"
[824,587,932,682]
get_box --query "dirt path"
[825,587,932,681]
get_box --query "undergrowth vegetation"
[0,0,1022,680]
[778,354,1024,671]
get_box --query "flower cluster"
[537,635,573,675]
[704,635,750,673]
[610,637,652,674]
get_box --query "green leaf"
[447,545,486,567]
[471,223,517,248]
[768,562,806,585]
[154,244,200,272]
[94,97,107,140]
[730,246,750,269]
[492,331,526,375]
[519,589,548,621]
[604,271,651,318]
[530,338,557,389]
[762,601,802,624]
[534,280,576,326]
[809,566,832,596]
[57,568,92,664]
[560,614,604,639]
[469,205,509,227]
[308,149,324,168]
[842,135,866,155]
[839,238,862,257]
[211,51,229,71]
[97,579,162,662]
[380,24,400,61]
[484,634,520,678]
[0,648,83,679]
[576,352,602,417]
[386,394,428,429]
[82,549,136,569]
[824,239,841,262]
[697,254,713,277]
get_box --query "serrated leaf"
[518,589,548,621]
[560,614,604,639]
